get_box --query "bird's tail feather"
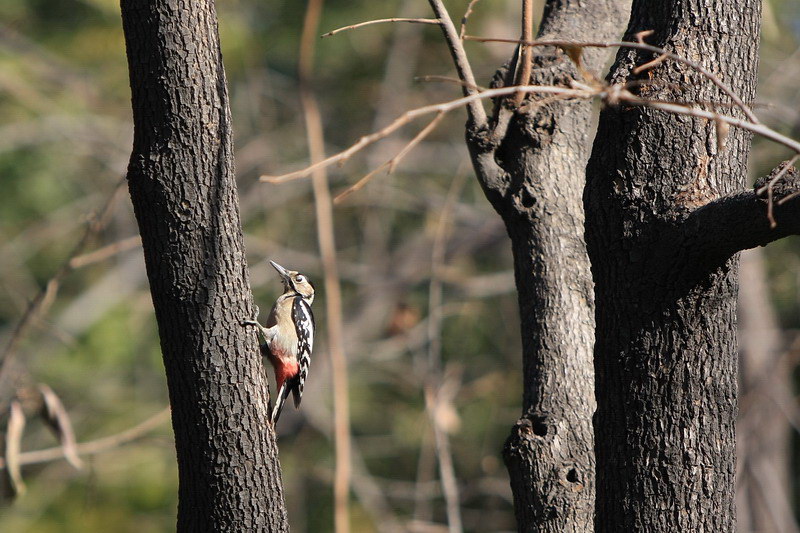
[292,385,302,408]
[271,383,292,424]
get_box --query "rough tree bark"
[584,0,800,530]
[120,0,289,530]
[453,0,629,530]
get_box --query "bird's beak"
[269,260,291,281]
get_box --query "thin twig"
[299,1,351,532]
[753,156,799,228]
[267,36,800,236]
[334,112,446,203]
[424,172,467,533]
[634,30,654,45]
[777,189,800,206]
[632,52,669,75]
[387,112,446,174]
[68,235,142,269]
[414,75,487,92]
[0,408,170,469]
[755,156,799,196]
[465,35,761,124]
[264,82,800,200]
[426,0,487,126]
[459,0,484,41]
[412,423,437,522]
[322,18,440,38]
[518,92,576,114]
[260,85,592,183]
[627,97,800,153]
[0,180,126,392]
[512,0,535,105]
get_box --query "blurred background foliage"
[0,0,798,531]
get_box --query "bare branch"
[265,37,800,222]
[683,163,800,260]
[0,408,170,469]
[426,0,487,126]
[632,52,669,75]
[512,0,535,105]
[69,235,142,269]
[625,97,800,154]
[414,75,487,92]
[261,85,592,184]
[0,180,126,400]
[465,36,761,124]
[39,384,82,470]
[299,2,351,531]
[263,80,800,210]
[334,112,446,204]
[322,18,440,38]
[777,189,800,206]
[459,0,484,40]
[424,173,467,533]
[754,156,799,228]
[4,401,26,497]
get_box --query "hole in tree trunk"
[566,468,579,483]
[521,189,536,208]
[530,415,548,436]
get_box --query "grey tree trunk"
[462,1,628,530]
[119,0,289,530]
[584,0,798,530]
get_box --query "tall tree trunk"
[462,1,629,530]
[120,1,289,530]
[585,0,773,530]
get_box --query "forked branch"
[260,85,592,184]
[464,35,761,124]
[266,23,800,234]
[426,0,486,125]
[0,408,170,469]
[333,112,446,204]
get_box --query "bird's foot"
[240,305,261,327]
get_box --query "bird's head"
[270,260,315,304]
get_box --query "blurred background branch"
[298,0,352,531]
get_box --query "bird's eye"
[296,275,305,283]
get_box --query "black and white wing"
[291,297,315,407]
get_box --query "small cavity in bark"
[530,415,548,436]
[521,188,536,208]
[566,468,579,483]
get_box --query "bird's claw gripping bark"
[240,305,261,327]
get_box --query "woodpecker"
[242,260,315,424]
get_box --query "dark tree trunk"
[462,1,629,530]
[585,0,772,530]
[119,1,289,530]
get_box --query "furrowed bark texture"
[120,1,289,530]
[464,1,629,530]
[585,1,761,530]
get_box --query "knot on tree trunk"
[503,412,590,532]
